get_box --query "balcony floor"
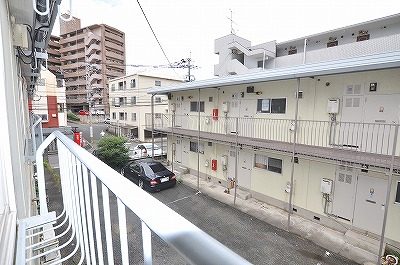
[155,127,400,171]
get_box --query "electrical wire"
[136,0,179,78]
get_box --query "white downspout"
[303,38,307,64]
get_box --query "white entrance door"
[338,84,365,148]
[353,175,387,235]
[175,137,182,163]
[175,99,189,128]
[181,138,190,166]
[362,94,400,155]
[332,164,357,221]
[237,150,252,190]
[228,146,237,181]
[227,100,239,134]
[238,99,255,138]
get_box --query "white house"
[108,73,182,141]
[30,66,67,128]
[148,13,400,255]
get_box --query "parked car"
[104,117,110,124]
[92,110,105,115]
[130,143,164,159]
[120,158,176,192]
[78,110,90,115]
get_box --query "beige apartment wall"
[167,67,400,245]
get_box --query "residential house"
[148,13,400,253]
[29,66,67,128]
[1,2,245,263]
[108,73,182,141]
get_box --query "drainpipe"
[197,88,201,191]
[377,124,399,264]
[262,50,266,70]
[171,104,175,174]
[151,94,155,159]
[302,39,307,64]
[287,78,300,229]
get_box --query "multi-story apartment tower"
[59,16,126,114]
[46,35,62,78]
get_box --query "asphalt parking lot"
[45,158,359,265]
[147,183,358,265]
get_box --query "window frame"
[131,96,136,105]
[257,98,287,114]
[395,181,400,204]
[189,141,204,154]
[130,79,136,88]
[254,154,283,174]
[190,101,205,112]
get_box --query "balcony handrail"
[30,131,251,265]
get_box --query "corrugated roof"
[148,51,400,94]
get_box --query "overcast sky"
[55,0,400,81]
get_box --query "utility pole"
[175,54,198,82]
[86,64,95,143]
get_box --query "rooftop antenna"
[227,9,237,34]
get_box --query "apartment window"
[37,78,46,86]
[254,154,282,174]
[155,97,162,103]
[58,103,65,112]
[155,80,161,86]
[112,112,116,119]
[130,79,136,88]
[111,84,115,91]
[118,81,125,90]
[190,141,204,154]
[395,181,400,204]
[119,97,127,105]
[190,101,205,112]
[257,98,286,114]
[155,113,162,119]
[131,113,137,122]
[119,112,127,120]
[40,114,49,122]
[131,96,136,105]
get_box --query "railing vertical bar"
[90,173,104,265]
[71,158,86,263]
[83,169,97,265]
[117,199,130,265]
[102,184,114,265]
[142,221,153,265]
[76,162,91,265]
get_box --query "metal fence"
[16,131,251,265]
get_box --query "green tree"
[96,136,130,169]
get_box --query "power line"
[136,0,179,78]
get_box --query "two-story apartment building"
[148,14,400,252]
[109,73,182,141]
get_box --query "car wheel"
[138,179,144,189]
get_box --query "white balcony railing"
[15,131,251,264]
[146,114,400,167]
